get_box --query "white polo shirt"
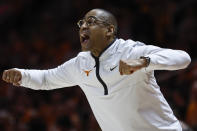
[17,38,191,131]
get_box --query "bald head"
[86,9,118,37]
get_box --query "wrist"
[140,56,150,67]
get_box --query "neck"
[91,49,101,57]
[91,37,115,57]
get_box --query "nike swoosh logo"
[110,65,118,71]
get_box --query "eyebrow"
[83,15,97,20]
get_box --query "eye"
[87,17,96,26]
[77,20,85,28]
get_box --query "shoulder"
[73,51,93,66]
[75,51,92,62]
[59,52,91,71]
[115,38,146,52]
[77,51,91,58]
[62,52,91,66]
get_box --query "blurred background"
[0,0,197,130]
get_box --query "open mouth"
[81,34,90,45]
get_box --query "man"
[2,9,191,131]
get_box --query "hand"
[2,69,22,86]
[119,59,147,75]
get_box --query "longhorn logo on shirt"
[83,70,92,76]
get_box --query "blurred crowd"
[0,0,197,130]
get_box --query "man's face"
[78,10,108,51]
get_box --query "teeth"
[81,35,89,42]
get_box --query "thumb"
[13,82,20,87]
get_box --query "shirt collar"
[91,38,118,61]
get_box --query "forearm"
[145,49,191,71]
[16,69,53,90]
[16,66,77,90]
[132,45,191,71]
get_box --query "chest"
[77,55,142,95]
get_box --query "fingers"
[13,73,21,83]
[119,60,135,75]
[2,70,9,83]
[13,82,20,86]
[10,71,15,83]
[119,60,143,75]
[2,69,22,85]
[119,60,123,75]
[2,70,7,81]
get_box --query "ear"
[106,25,114,37]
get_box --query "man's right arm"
[2,58,78,90]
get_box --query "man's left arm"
[119,45,191,75]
